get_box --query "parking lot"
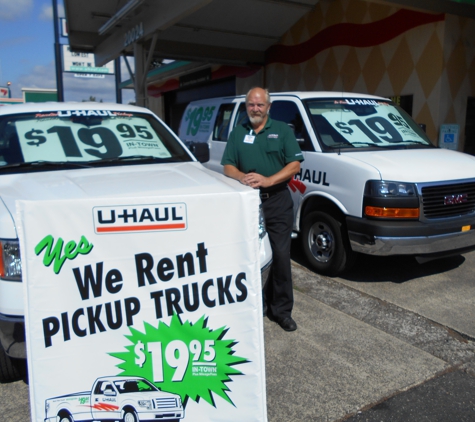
[3,246,475,421]
[333,251,475,339]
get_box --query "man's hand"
[241,172,270,188]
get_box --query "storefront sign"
[0,86,10,98]
[62,45,115,74]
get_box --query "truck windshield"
[304,98,434,151]
[0,110,192,170]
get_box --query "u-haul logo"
[93,203,187,234]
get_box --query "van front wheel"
[0,342,25,383]
[301,211,353,276]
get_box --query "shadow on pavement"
[290,238,466,284]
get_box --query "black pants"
[262,188,294,320]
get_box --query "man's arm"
[223,164,247,183]
[225,161,301,189]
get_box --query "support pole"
[134,43,146,107]
[115,58,122,104]
[52,0,64,101]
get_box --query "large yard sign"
[17,190,267,422]
[62,45,115,74]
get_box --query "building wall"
[262,0,475,146]
[235,68,264,97]
[441,14,475,151]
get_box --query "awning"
[64,0,320,67]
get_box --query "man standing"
[221,87,303,331]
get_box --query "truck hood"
[0,162,245,238]
[344,148,475,182]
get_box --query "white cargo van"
[179,92,475,276]
[0,102,271,382]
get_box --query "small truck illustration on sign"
[44,376,184,422]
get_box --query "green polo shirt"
[221,117,304,178]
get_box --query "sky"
[0,0,135,103]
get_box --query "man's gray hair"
[245,87,271,104]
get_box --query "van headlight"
[365,180,417,197]
[258,205,267,240]
[0,239,22,280]
[364,180,419,219]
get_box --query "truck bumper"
[138,410,184,420]
[0,314,26,359]
[347,214,475,257]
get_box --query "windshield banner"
[322,102,424,146]
[179,103,220,142]
[17,190,266,422]
[15,112,172,162]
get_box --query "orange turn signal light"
[365,206,419,218]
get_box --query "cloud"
[63,58,136,103]
[12,62,57,96]
[39,3,64,21]
[10,60,117,101]
[0,36,34,49]
[63,73,119,102]
[64,74,136,104]
[0,0,33,21]
[10,59,135,104]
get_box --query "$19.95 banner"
[17,190,266,422]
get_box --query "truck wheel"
[0,342,24,383]
[58,415,74,422]
[301,211,354,276]
[123,410,138,422]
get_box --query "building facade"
[144,0,475,152]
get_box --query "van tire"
[0,342,24,383]
[301,211,354,276]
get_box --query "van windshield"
[304,98,434,151]
[0,109,192,171]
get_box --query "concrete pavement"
[3,260,475,421]
[264,261,475,421]
[332,252,475,339]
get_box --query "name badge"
[243,134,255,144]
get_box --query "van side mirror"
[188,142,210,163]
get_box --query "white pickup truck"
[44,376,184,422]
[179,91,475,276]
[0,102,271,383]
